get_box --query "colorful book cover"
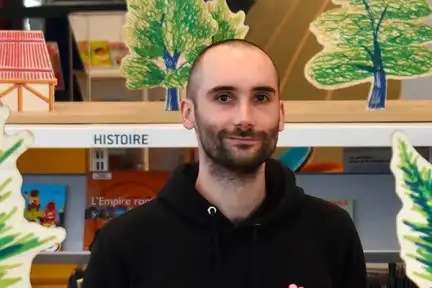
[22,184,67,252]
[46,42,64,90]
[84,171,171,250]
[108,42,129,67]
[78,41,113,68]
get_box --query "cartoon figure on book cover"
[0,104,65,287]
[391,132,432,287]
[22,184,67,252]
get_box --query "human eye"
[216,93,232,103]
[254,93,270,103]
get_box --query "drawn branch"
[376,5,389,35]
[361,44,376,65]
[353,64,375,72]
[361,0,376,34]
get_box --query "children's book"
[22,184,67,252]
[108,42,129,67]
[77,41,129,68]
[78,41,112,68]
[84,171,171,250]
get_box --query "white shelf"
[5,123,432,148]
[32,250,398,264]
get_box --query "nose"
[234,100,254,129]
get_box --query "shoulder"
[299,195,358,241]
[93,199,166,249]
[302,195,353,224]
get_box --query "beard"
[194,110,279,176]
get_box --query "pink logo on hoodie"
[289,284,304,288]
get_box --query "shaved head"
[186,39,279,103]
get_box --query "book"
[108,42,129,67]
[22,184,67,252]
[77,41,128,68]
[84,171,171,250]
[78,41,112,68]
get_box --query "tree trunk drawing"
[165,87,179,111]
[368,69,387,109]
[163,50,181,111]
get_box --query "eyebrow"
[207,85,277,94]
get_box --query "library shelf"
[5,100,432,148]
[364,250,400,263]
[33,250,399,264]
[34,251,90,264]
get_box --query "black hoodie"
[82,159,367,288]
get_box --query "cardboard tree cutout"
[0,106,66,288]
[305,0,432,110]
[391,132,432,287]
[120,0,249,111]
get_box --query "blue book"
[21,184,67,251]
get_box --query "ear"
[180,98,195,130]
[278,100,285,132]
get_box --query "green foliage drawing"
[0,108,66,288]
[391,132,432,287]
[305,0,432,110]
[206,0,248,42]
[0,177,55,286]
[121,0,249,111]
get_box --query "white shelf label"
[92,133,150,147]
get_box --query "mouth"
[225,137,259,144]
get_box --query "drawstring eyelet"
[207,206,217,216]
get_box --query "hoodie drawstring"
[208,206,221,288]
[251,223,260,288]
[207,206,261,288]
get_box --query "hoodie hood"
[157,158,305,228]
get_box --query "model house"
[0,30,57,112]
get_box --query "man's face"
[182,46,285,174]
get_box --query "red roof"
[0,31,56,82]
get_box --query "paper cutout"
[121,0,249,111]
[305,0,432,110]
[391,132,432,287]
[0,105,66,287]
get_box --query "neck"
[195,157,266,222]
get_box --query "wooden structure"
[7,100,432,124]
[0,31,57,112]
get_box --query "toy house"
[0,30,57,112]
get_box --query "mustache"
[221,128,264,138]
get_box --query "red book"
[84,171,171,250]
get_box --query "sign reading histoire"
[92,133,150,147]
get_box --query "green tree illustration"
[121,0,249,111]
[392,133,432,286]
[206,0,249,42]
[0,140,59,287]
[305,0,432,110]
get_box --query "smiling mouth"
[226,137,259,143]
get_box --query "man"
[82,39,367,288]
